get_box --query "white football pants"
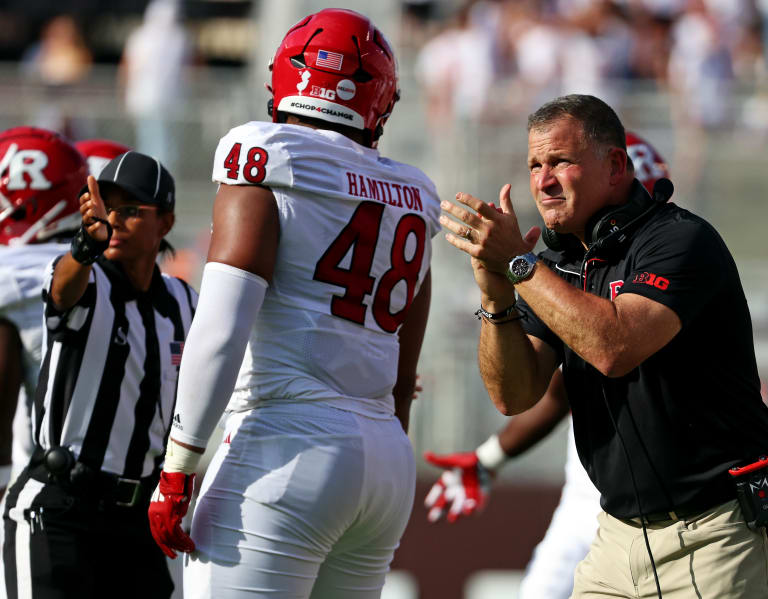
[184,401,416,599]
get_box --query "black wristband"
[474,304,525,324]
[70,219,112,265]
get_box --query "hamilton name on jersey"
[344,171,425,212]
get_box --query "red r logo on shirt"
[609,280,624,300]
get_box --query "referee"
[2,151,197,598]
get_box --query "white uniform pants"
[184,402,416,599]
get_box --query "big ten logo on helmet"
[0,143,52,190]
[311,85,336,100]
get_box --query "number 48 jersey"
[212,121,441,416]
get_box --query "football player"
[423,132,669,599]
[75,138,132,177]
[0,127,88,498]
[148,9,440,599]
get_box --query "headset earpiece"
[542,227,582,253]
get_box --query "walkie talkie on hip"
[729,456,768,530]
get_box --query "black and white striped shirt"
[34,256,197,479]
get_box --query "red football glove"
[423,451,493,523]
[148,471,196,558]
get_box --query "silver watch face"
[510,257,532,278]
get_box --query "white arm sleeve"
[170,261,267,448]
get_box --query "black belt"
[30,446,157,510]
[635,505,711,524]
[627,496,734,525]
[85,469,153,508]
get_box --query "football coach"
[441,94,768,598]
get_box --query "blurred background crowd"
[1,0,767,597]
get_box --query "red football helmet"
[75,138,132,177]
[625,131,670,195]
[0,126,88,245]
[268,8,400,146]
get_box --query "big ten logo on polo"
[311,85,336,100]
[633,271,669,290]
[345,171,424,213]
[336,79,356,101]
[296,70,311,92]
[0,143,52,190]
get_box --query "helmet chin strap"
[0,190,15,223]
[0,188,13,211]
[10,199,67,246]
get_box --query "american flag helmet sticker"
[170,341,184,366]
[316,50,343,70]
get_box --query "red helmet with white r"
[0,126,88,246]
[75,138,132,177]
[625,131,670,195]
[268,8,400,147]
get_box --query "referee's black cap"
[95,151,175,212]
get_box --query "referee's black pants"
[2,462,173,599]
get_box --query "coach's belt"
[627,497,732,525]
[633,506,707,524]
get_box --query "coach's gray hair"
[527,95,626,157]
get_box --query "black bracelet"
[70,218,112,265]
[474,304,525,325]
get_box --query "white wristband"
[163,439,203,474]
[475,434,509,471]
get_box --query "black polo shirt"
[517,195,768,519]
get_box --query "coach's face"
[527,117,615,242]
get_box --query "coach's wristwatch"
[506,252,538,285]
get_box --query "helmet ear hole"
[352,68,372,83]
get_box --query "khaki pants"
[571,499,768,598]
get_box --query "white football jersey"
[211,122,441,417]
[0,242,68,395]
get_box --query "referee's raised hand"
[79,175,110,242]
